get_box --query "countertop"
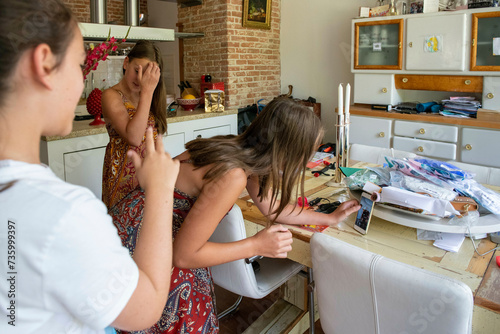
[41,108,238,142]
[350,104,500,130]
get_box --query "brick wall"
[179,0,281,108]
[63,0,148,25]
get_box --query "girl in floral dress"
[101,40,167,209]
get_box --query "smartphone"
[354,192,375,235]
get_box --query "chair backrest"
[209,204,261,298]
[311,233,473,334]
[349,143,417,165]
[209,204,304,299]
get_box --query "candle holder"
[332,83,351,185]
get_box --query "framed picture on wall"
[243,0,272,29]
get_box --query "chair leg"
[217,295,243,320]
[308,267,315,334]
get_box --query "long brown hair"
[125,40,167,134]
[0,0,77,104]
[185,97,324,223]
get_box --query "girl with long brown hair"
[101,40,168,209]
[111,97,360,333]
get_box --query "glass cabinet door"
[471,11,500,71]
[354,19,403,70]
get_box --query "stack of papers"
[433,233,465,252]
[440,97,481,118]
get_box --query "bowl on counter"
[177,97,202,111]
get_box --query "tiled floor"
[215,284,325,334]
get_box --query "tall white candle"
[338,84,343,117]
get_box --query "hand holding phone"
[354,192,375,235]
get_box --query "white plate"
[350,189,500,234]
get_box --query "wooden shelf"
[349,104,500,130]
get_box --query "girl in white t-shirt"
[0,0,179,333]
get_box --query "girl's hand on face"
[253,224,293,258]
[138,62,161,95]
[328,199,361,226]
[127,127,179,193]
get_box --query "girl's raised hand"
[253,224,293,258]
[138,62,161,95]
[127,127,179,194]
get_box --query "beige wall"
[281,0,369,142]
[148,0,179,97]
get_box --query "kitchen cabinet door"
[350,115,392,149]
[64,146,106,199]
[354,74,402,105]
[470,11,500,71]
[482,77,500,111]
[354,19,403,70]
[461,127,500,168]
[163,132,186,158]
[406,14,467,71]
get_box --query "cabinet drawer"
[394,120,458,143]
[393,136,456,160]
[194,124,231,139]
[394,75,482,93]
[353,74,401,105]
[461,128,500,168]
[350,115,392,149]
[482,77,500,111]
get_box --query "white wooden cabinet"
[353,74,401,105]
[405,14,467,71]
[350,114,500,169]
[350,115,392,148]
[163,114,237,157]
[482,77,500,111]
[40,133,109,199]
[41,113,238,198]
[461,127,500,168]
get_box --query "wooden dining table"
[236,162,500,334]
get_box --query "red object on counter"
[496,256,500,268]
[86,88,105,126]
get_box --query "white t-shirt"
[0,160,139,334]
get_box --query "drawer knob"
[465,144,472,151]
[402,77,408,83]
[381,88,388,93]
[417,146,424,153]
[378,132,385,138]
[196,134,202,139]
[419,128,425,134]
[409,42,413,48]
[487,93,494,99]
[464,80,471,85]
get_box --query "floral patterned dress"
[110,186,219,334]
[102,90,156,209]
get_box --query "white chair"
[311,233,473,334]
[209,204,304,318]
[349,143,417,165]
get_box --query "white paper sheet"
[379,186,459,217]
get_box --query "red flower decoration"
[82,27,131,79]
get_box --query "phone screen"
[354,193,375,234]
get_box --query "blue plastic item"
[416,102,437,113]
